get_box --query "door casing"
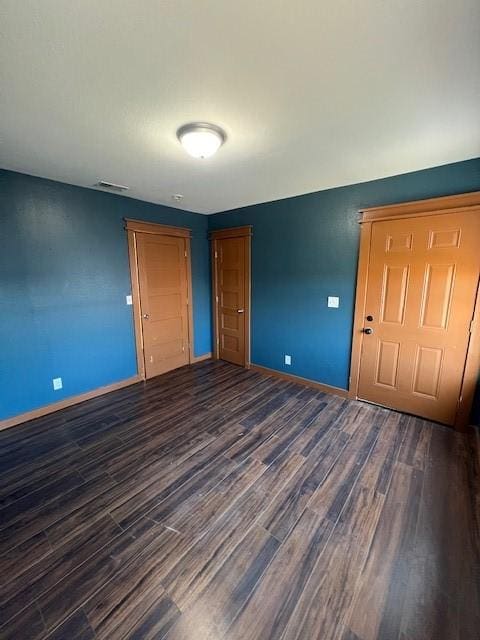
[349,191,480,431]
[210,226,252,368]
[125,218,194,380]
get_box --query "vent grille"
[95,180,129,192]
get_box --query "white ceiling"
[1,1,479,214]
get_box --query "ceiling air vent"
[94,180,129,192]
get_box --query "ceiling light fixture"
[177,122,226,159]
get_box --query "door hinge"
[184,250,188,258]
[214,251,218,259]
[186,297,189,306]
[215,295,219,303]
[469,320,475,334]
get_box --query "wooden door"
[357,210,480,425]
[212,228,251,366]
[136,232,190,378]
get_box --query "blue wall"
[0,169,211,421]
[209,158,480,420]
[2,159,479,424]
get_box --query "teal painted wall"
[209,158,480,423]
[0,169,211,421]
[2,159,479,425]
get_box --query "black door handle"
[363,328,373,335]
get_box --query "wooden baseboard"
[250,364,349,399]
[0,375,142,431]
[1,358,343,431]
[192,352,212,363]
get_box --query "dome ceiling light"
[177,122,226,159]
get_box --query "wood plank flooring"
[0,359,478,639]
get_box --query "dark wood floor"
[0,360,478,639]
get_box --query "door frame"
[125,218,194,380]
[348,191,480,431]
[210,226,252,368]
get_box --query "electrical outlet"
[126,294,133,305]
[284,355,292,365]
[327,296,340,308]
[52,377,63,391]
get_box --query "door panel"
[420,263,454,329]
[136,233,189,378]
[380,265,409,324]
[213,233,250,366]
[412,346,443,398]
[358,211,480,425]
[375,340,400,388]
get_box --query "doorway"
[350,192,480,429]
[126,219,194,379]
[210,226,252,367]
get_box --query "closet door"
[136,232,190,377]
[211,227,252,367]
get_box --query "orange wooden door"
[214,235,248,366]
[136,233,190,378]
[357,210,480,425]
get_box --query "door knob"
[363,327,373,335]
[237,309,244,314]
[143,313,149,319]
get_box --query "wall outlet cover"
[284,354,292,365]
[52,377,63,391]
[327,296,340,308]
[126,294,133,305]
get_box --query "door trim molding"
[127,229,146,379]
[359,191,480,223]
[456,279,480,429]
[349,192,480,431]
[125,219,191,237]
[208,225,252,240]
[210,226,252,368]
[125,219,194,379]
[348,220,373,402]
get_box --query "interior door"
[357,210,480,425]
[213,231,250,366]
[136,233,190,378]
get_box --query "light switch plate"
[327,296,340,308]
[284,355,292,365]
[52,377,62,391]
[126,295,133,305]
